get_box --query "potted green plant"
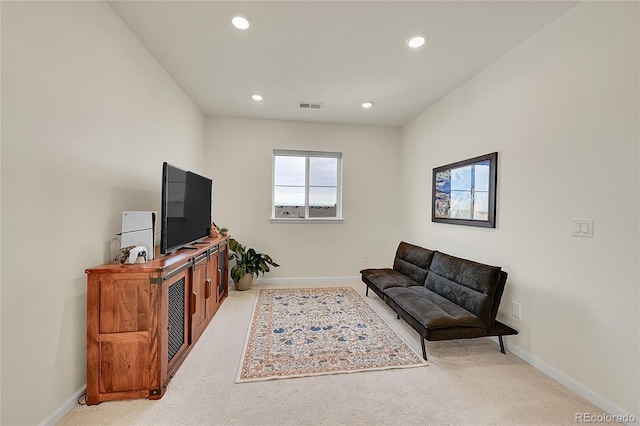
[229,238,280,291]
[210,222,229,237]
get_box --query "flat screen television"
[161,162,212,254]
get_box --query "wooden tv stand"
[85,236,229,405]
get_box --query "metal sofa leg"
[366,287,369,296]
[397,313,400,319]
[499,336,505,354]
[421,338,428,361]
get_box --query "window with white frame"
[272,150,342,220]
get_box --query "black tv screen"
[161,162,212,254]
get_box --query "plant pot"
[235,273,254,291]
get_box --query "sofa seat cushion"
[361,268,420,292]
[384,286,486,330]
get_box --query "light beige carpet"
[60,281,605,425]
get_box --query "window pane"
[309,187,337,218]
[474,192,489,220]
[309,187,337,206]
[274,186,305,218]
[309,157,337,186]
[434,191,450,218]
[474,162,490,192]
[450,190,472,219]
[274,156,305,186]
[435,170,451,194]
[274,186,305,205]
[451,166,472,191]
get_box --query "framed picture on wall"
[432,152,498,228]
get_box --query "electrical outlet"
[512,301,521,319]
[363,255,369,264]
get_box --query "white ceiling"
[108,1,577,128]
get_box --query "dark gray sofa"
[361,241,518,360]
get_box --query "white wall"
[2,0,637,423]
[1,2,205,424]
[401,1,639,418]
[205,117,401,280]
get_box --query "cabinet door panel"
[191,260,207,342]
[218,244,229,301]
[99,274,150,333]
[206,253,219,317]
[99,332,149,393]
[164,270,190,380]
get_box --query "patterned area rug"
[236,287,426,382]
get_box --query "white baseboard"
[39,384,86,425]
[256,276,361,285]
[489,337,637,425]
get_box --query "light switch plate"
[571,218,594,238]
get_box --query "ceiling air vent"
[299,102,322,109]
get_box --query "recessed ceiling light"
[406,34,427,49]
[232,16,250,30]
[361,101,374,109]
[252,94,263,101]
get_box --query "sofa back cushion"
[392,241,436,285]
[424,252,502,326]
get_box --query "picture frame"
[432,152,498,228]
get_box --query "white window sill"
[269,218,344,224]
